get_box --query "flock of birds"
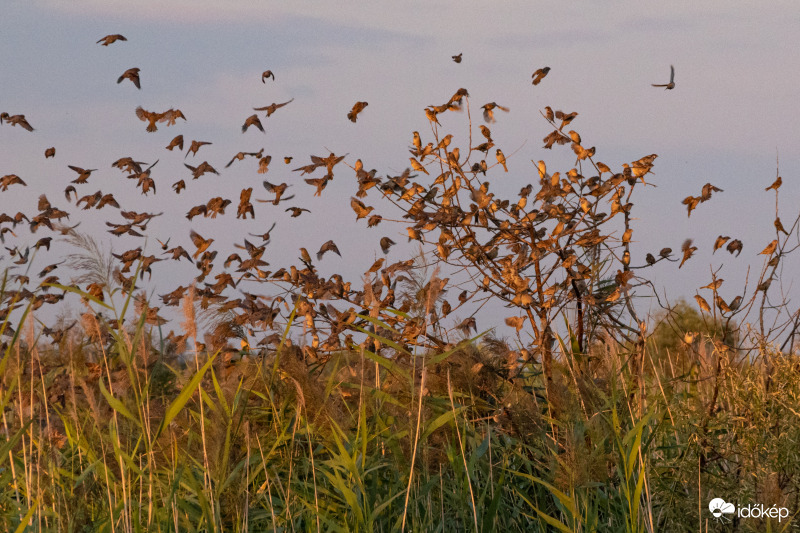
[2,33,775,357]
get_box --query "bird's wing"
[669,65,675,83]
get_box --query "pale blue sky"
[2,1,799,339]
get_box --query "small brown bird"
[316,240,341,260]
[775,217,789,235]
[759,239,778,256]
[68,165,98,184]
[366,258,385,274]
[284,156,293,164]
[679,238,697,268]
[226,149,263,168]
[253,98,294,117]
[0,174,26,191]
[159,108,186,126]
[184,161,219,179]
[347,101,369,123]
[166,135,184,151]
[44,147,56,158]
[452,53,462,63]
[285,207,310,217]
[652,65,676,90]
[531,67,550,85]
[242,114,265,133]
[765,176,782,191]
[117,68,141,89]
[185,140,212,158]
[261,70,275,82]
[726,239,743,256]
[481,102,509,123]
[0,113,34,131]
[135,107,162,132]
[496,149,508,172]
[380,236,396,254]
[97,34,127,46]
[190,230,214,259]
[172,180,186,194]
[409,157,429,175]
[713,235,730,253]
[350,197,374,220]
[262,181,291,205]
[258,155,272,174]
[694,294,711,313]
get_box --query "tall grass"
[1,278,799,532]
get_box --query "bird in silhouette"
[652,65,675,89]
[531,67,550,85]
[347,101,368,122]
[452,53,462,63]
[0,113,34,131]
[97,34,127,46]
[117,68,140,89]
[261,70,275,82]
[254,98,294,117]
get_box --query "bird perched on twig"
[652,65,675,90]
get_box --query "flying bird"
[531,67,550,85]
[452,53,462,63]
[242,114,265,133]
[380,237,396,254]
[190,230,214,259]
[316,240,341,260]
[481,102,509,123]
[0,113,34,131]
[347,101,368,122]
[97,34,127,46]
[166,135,184,151]
[68,165,98,184]
[261,70,275,82]
[652,65,675,89]
[253,98,294,117]
[117,68,141,89]
[185,140,212,158]
[135,107,163,132]
[285,207,310,217]
[44,147,56,158]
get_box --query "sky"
[2,1,799,343]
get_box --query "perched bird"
[496,149,508,172]
[261,70,275,82]
[531,66,550,85]
[44,147,56,158]
[166,135,184,151]
[97,34,127,46]
[652,65,676,89]
[694,294,711,313]
[253,98,294,117]
[316,240,341,260]
[409,157,429,175]
[347,101,368,122]
[189,230,214,259]
[452,53,462,63]
[0,113,34,131]
[759,239,778,256]
[117,68,141,89]
[185,140,212,158]
[765,176,782,191]
[242,114,264,133]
